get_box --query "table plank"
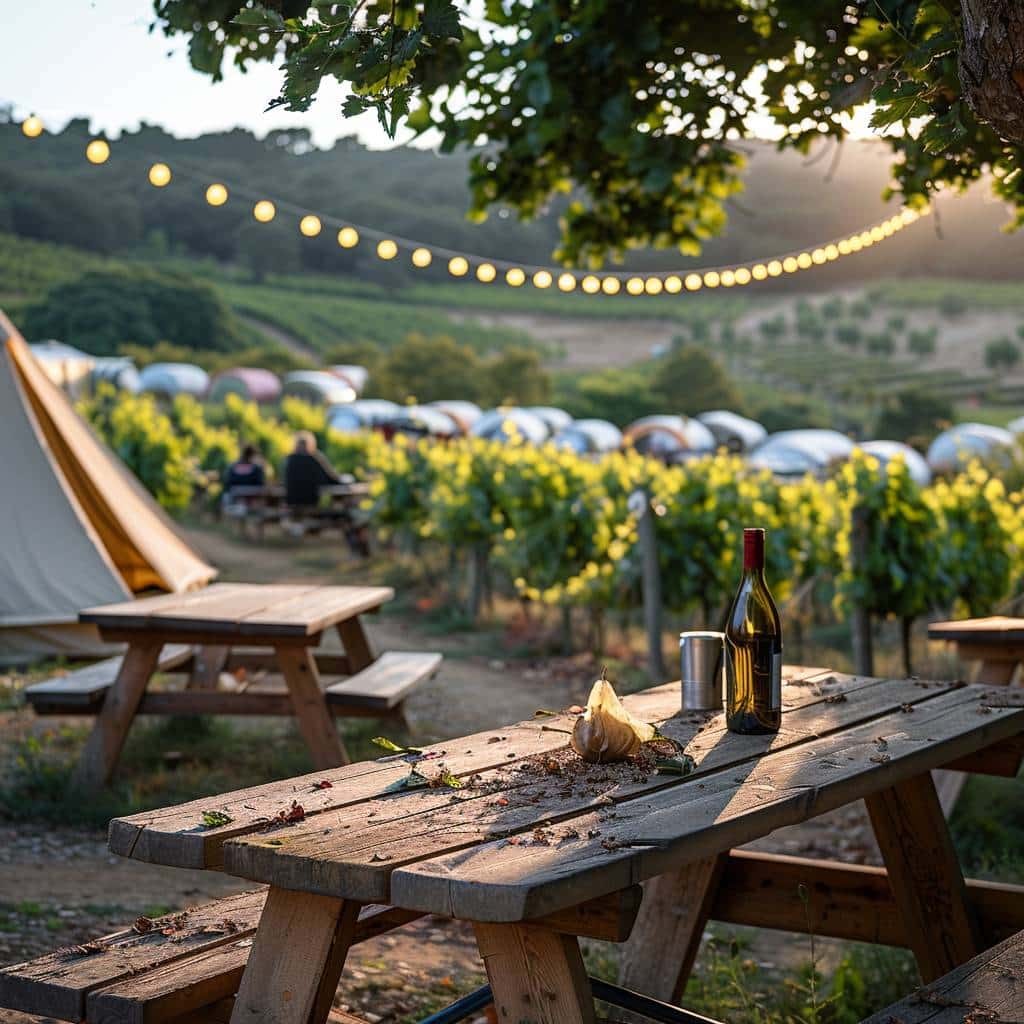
[80,584,269,631]
[387,686,1024,921]
[221,675,966,905]
[237,587,393,638]
[929,616,1024,643]
[107,668,850,868]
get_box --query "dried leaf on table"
[571,673,655,763]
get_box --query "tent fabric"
[0,311,216,659]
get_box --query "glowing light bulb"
[782,256,799,273]
[411,247,432,268]
[734,267,752,285]
[148,163,171,187]
[796,252,813,269]
[601,277,621,295]
[720,269,736,287]
[338,226,359,248]
[664,275,682,294]
[448,256,469,276]
[645,277,663,295]
[870,226,885,243]
[837,239,852,255]
[300,215,322,237]
[751,264,768,281]
[532,270,552,289]
[377,239,398,260]
[703,271,721,288]
[811,248,827,265]
[581,275,601,294]
[206,183,228,206]
[477,262,497,283]
[86,139,110,164]
[21,116,43,138]
[555,273,575,292]
[859,231,873,247]
[684,273,703,292]
[825,244,840,261]
[253,200,276,223]
[506,268,526,287]
[626,277,645,295]
[849,236,864,252]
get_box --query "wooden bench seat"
[0,887,639,1023]
[24,645,194,715]
[862,926,1024,1022]
[325,651,442,712]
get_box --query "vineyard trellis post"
[850,505,875,677]
[633,489,666,681]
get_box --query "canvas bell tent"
[0,312,216,664]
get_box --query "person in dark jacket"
[223,444,266,492]
[283,430,341,508]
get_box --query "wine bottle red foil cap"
[743,527,765,570]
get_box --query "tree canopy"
[153,1,1024,267]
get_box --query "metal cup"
[679,631,724,710]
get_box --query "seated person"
[283,430,341,508]
[223,444,266,493]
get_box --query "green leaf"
[372,735,422,756]
[231,6,285,30]
[422,0,462,40]
[201,809,233,828]
[655,755,696,776]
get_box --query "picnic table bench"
[24,584,441,791]
[223,482,372,549]
[4,666,1024,1024]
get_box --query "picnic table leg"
[229,886,361,1024]
[336,618,374,673]
[864,771,981,982]
[188,645,229,690]
[275,644,350,768]
[71,641,162,789]
[617,855,724,1006]
[474,921,596,1024]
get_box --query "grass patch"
[950,771,1024,882]
[0,714,402,830]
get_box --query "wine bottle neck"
[742,529,765,572]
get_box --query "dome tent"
[622,415,716,462]
[926,422,1016,474]
[697,410,768,453]
[552,419,623,455]
[209,367,281,404]
[860,440,932,486]
[139,362,209,399]
[0,311,216,664]
[283,370,356,406]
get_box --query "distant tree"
[1017,324,1024,343]
[481,347,551,406]
[875,388,953,447]
[652,344,742,414]
[985,336,1021,370]
[849,298,873,319]
[886,315,907,333]
[866,332,896,356]
[834,322,863,347]
[687,320,713,344]
[374,333,485,404]
[758,315,787,342]
[22,268,240,356]
[556,365,660,426]
[940,293,969,318]
[751,394,831,434]
[907,327,938,357]
[820,297,845,320]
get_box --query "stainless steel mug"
[679,631,724,710]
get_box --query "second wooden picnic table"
[72,582,396,790]
[107,666,1024,1024]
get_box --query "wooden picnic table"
[929,615,1024,684]
[73,582,393,790]
[106,666,1024,1024]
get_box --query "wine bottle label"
[771,651,782,706]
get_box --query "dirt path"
[237,313,318,361]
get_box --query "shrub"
[939,292,968,318]
[906,327,937,357]
[834,322,863,347]
[886,314,907,333]
[758,315,787,342]
[866,332,895,356]
[985,337,1021,370]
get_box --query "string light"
[253,200,276,223]
[26,123,928,299]
[206,183,228,206]
[86,139,110,164]
[148,163,171,187]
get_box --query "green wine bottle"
[724,527,782,735]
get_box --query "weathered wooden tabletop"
[111,666,1023,919]
[80,582,394,641]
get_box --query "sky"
[0,0,409,149]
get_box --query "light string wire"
[18,115,929,295]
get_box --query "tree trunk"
[959,0,1024,145]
